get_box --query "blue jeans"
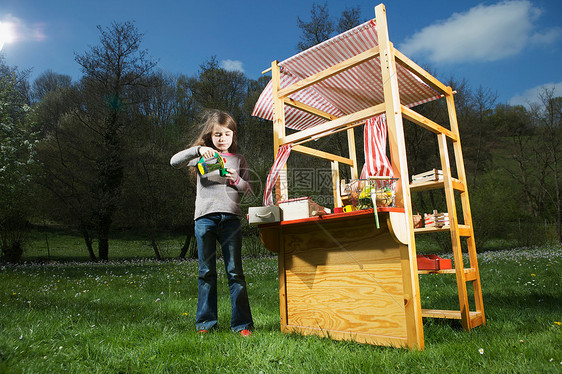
[194,213,253,332]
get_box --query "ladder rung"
[422,309,483,323]
[418,267,477,280]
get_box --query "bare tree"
[296,2,334,51]
[73,21,157,260]
[337,6,363,34]
[31,70,72,102]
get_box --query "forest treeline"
[1,9,560,263]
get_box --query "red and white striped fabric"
[263,144,293,206]
[360,114,394,179]
[251,19,441,131]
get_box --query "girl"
[170,110,253,336]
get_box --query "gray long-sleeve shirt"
[170,146,252,220]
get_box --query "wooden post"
[331,160,341,207]
[347,128,359,179]
[271,60,288,202]
[375,3,424,349]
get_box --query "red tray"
[417,254,452,270]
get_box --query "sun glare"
[0,21,17,51]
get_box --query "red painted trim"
[258,207,404,228]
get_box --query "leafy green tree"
[117,72,193,258]
[530,88,562,242]
[33,83,99,260]
[189,57,248,118]
[0,57,37,262]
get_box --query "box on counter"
[278,197,331,221]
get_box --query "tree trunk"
[151,238,162,260]
[80,226,96,261]
[97,218,110,261]
[179,222,196,259]
[179,234,190,258]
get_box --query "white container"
[278,197,330,221]
[248,206,282,225]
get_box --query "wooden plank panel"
[280,211,411,341]
[285,265,407,337]
[284,325,409,348]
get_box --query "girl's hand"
[199,146,216,159]
[226,168,239,184]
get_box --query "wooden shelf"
[414,224,471,236]
[409,178,465,192]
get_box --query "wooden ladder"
[408,92,486,331]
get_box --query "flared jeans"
[194,213,253,332]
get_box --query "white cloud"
[220,59,244,73]
[399,0,561,64]
[509,82,562,107]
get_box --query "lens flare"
[0,21,17,51]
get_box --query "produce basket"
[343,177,398,210]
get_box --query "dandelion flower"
[182,313,188,316]
[531,273,536,276]
[554,321,561,326]
[478,348,484,355]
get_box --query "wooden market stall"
[251,3,485,349]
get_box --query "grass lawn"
[0,238,560,373]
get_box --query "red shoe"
[240,329,252,337]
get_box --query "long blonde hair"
[192,109,238,153]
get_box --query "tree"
[31,70,72,102]
[532,88,562,242]
[296,2,334,51]
[189,57,249,117]
[33,83,99,260]
[0,57,37,262]
[117,72,193,259]
[297,3,365,52]
[337,6,363,34]
[73,21,157,260]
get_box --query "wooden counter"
[259,208,424,349]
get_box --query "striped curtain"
[360,114,394,179]
[263,144,293,206]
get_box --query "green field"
[1,239,561,373]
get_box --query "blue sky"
[1,0,560,107]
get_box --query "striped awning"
[252,19,441,131]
